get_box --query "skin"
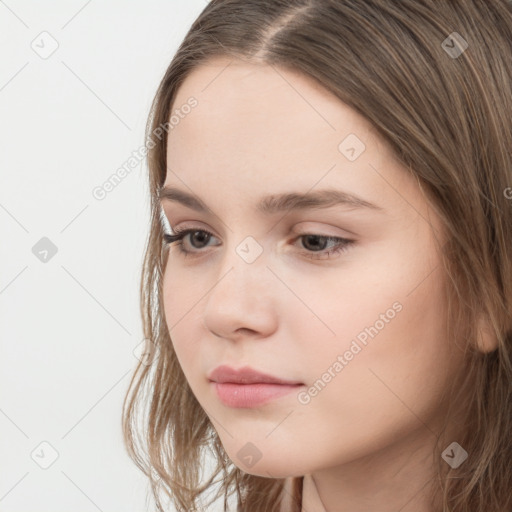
[160,55,469,512]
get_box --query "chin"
[225,449,308,478]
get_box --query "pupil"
[191,231,209,248]
[304,235,325,251]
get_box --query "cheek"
[292,266,456,460]
[288,245,456,444]
[162,253,205,325]
[161,263,203,374]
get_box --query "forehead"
[164,56,420,221]
[168,56,375,161]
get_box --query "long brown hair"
[122,1,512,510]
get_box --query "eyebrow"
[158,186,384,214]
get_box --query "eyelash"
[163,228,354,260]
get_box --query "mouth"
[208,364,303,385]
[207,365,304,408]
[210,381,304,408]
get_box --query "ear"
[475,314,499,354]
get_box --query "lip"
[208,365,304,408]
[211,382,302,408]
[208,365,303,385]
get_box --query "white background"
[0,1,217,511]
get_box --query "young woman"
[122,1,512,511]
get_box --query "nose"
[202,256,279,342]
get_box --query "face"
[160,56,465,478]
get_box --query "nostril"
[235,327,258,336]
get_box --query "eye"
[163,228,217,257]
[163,228,354,260]
[298,233,353,260]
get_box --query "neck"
[301,425,441,512]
